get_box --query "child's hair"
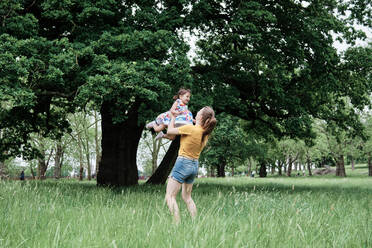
[173,88,191,100]
[200,106,217,143]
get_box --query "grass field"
[1,165,371,247]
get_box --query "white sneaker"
[155,131,164,140]
[146,121,155,129]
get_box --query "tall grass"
[1,174,371,247]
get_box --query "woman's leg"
[165,177,182,223]
[181,183,197,218]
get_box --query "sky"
[333,24,372,52]
[185,22,371,61]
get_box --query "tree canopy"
[0,0,371,185]
[0,0,192,160]
[192,0,371,140]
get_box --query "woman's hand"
[171,110,181,117]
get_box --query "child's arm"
[170,100,181,116]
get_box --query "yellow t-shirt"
[178,124,208,159]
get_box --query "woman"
[165,106,217,223]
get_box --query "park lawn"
[0,174,371,247]
[345,163,370,177]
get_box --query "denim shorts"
[170,156,199,184]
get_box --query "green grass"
[1,171,371,247]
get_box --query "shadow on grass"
[9,176,371,198]
[12,178,164,195]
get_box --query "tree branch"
[39,90,76,99]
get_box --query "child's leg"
[153,123,166,132]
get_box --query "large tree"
[1,0,371,186]
[191,0,371,139]
[0,0,193,186]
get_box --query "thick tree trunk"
[231,167,235,177]
[94,111,101,176]
[147,136,180,184]
[0,160,7,179]
[368,152,372,177]
[54,159,61,179]
[54,142,63,179]
[247,157,252,176]
[29,164,35,179]
[217,163,226,177]
[37,159,48,180]
[37,146,53,179]
[307,157,312,176]
[259,161,267,177]
[335,154,346,177]
[287,157,292,177]
[97,102,142,186]
[278,161,282,176]
[79,165,84,180]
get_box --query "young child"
[146,88,194,140]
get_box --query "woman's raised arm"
[167,113,179,135]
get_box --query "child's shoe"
[146,121,155,129]
[155,131,164,140]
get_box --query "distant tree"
[303,142,324,177]
[53,140,64,179]
[68,111,99,180]
[258,161,268,178]
[146,136,181,184]
[315,120,354,177]
[28,135,55,179]
[360,115,372,176]
[142,159,153,177]
[138,131,171,176]
[93,110,102,176]
[0,159,10,179]
[0,161,6,179]
[200,114,253,177]
[0,130,6,179]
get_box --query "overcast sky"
[185,23,371,60]
[333,24,372,52]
